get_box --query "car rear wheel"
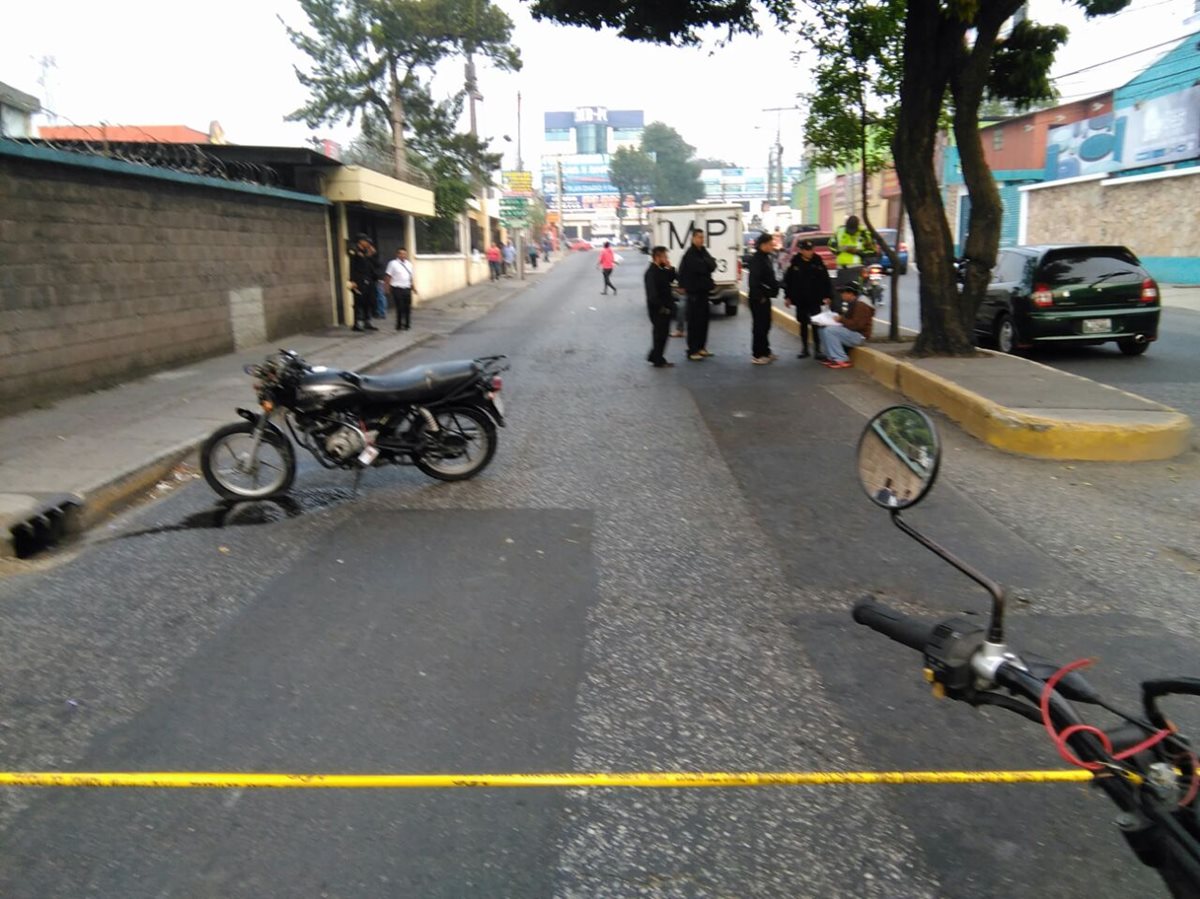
[1117,338,1150,356]
[994,313,1019,354]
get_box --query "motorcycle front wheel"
[200,421,297,500]
[414,405,497,482]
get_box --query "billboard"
[700,166,803,201]
[1045,113,1123,178]
[1123,85,1200,167]
[1045,87,1200,179]
[541,154,618,197]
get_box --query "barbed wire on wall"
[8,108,284,188]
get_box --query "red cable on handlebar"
[1039,659,1173,771]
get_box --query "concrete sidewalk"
[767,302,1193,463]
[1161,285,1200,312]
[0,261,553,557]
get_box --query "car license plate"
[1082,318,1112,334]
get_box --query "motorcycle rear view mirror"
[858,405,1007,642]
[857,405,941,511]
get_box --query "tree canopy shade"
[529,0,1130,355]
[641,122,704,206]
[609,146,657,221]
[285,0,520,220]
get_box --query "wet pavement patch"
[110,488,357,541]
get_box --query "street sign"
[502,171,534,196]
[499,197,529,211]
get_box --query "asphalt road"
[0,252,1197,897]
[877,271,1200,425]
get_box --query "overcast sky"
[2,0,1195,174]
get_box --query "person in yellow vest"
[828,215,875,287]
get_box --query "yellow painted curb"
[770,304,801,337]
[851,346,1193,462]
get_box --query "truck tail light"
[1141,278,1159,303]
[737,259,743,279]
[1032,284,1054,307]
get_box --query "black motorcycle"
[200,350,508,500]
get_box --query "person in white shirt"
[384,247,417,331]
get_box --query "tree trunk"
[388,59,407,181]
[893,0,973,356]
[950,4,1023,337]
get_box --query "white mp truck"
[646,204,744,316]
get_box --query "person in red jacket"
[597,242,618,294]
[486,244,502,282]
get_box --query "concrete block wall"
[1023,168,1200,283]
[0,154,332,414]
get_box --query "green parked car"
[974,245,1161,356]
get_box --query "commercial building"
[540,107,643,239]
[943,29,1200,283]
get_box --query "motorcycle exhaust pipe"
[1132,333,1148,345]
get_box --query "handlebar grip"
[852,598,935,652]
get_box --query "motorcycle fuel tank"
[293,367,360,411]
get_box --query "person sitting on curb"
[820,281,874,369]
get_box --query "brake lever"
[1021,652,1104,705]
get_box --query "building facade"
[540,107,644,238]
[945,29,1200,282]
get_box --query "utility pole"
[516,91,525,281]
[762,106,801,207]
[557,158,565,253]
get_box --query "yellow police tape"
[0,770,1096,789]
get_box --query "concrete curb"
[850,345,1193,462]
[62,332,441,543]
[761,295,1191,462]
[1,331,458,558]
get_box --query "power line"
[1051,60,1200,103]
[1051,34,1190,83]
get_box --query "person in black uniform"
[747,231,781,364]
[348,234,379,331]
[644,246,678,368]
[783,238,833,359]
[677,229,717,361]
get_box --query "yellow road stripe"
[0,770,1095,789]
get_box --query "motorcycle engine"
[324,425,366,462]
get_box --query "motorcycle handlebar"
[852,598,936,653]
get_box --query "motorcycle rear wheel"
[414,405,497,481]
[201,421,297,500]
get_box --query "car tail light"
[490,376,503,391]
[1032,283,1054,307]
[1141,278,1159,303]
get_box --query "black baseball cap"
[798,239,814,250]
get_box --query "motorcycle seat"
[357,360,481,403]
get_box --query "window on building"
[575,122,608,155]
[415,215,463,255]
[992,128,1005,151]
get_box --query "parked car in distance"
[568,238,594,251]
[868,228,909,275]
[779,233,837,273]
[783,223,821,243]
[742,228,763,266]
[975,245,1160,355]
